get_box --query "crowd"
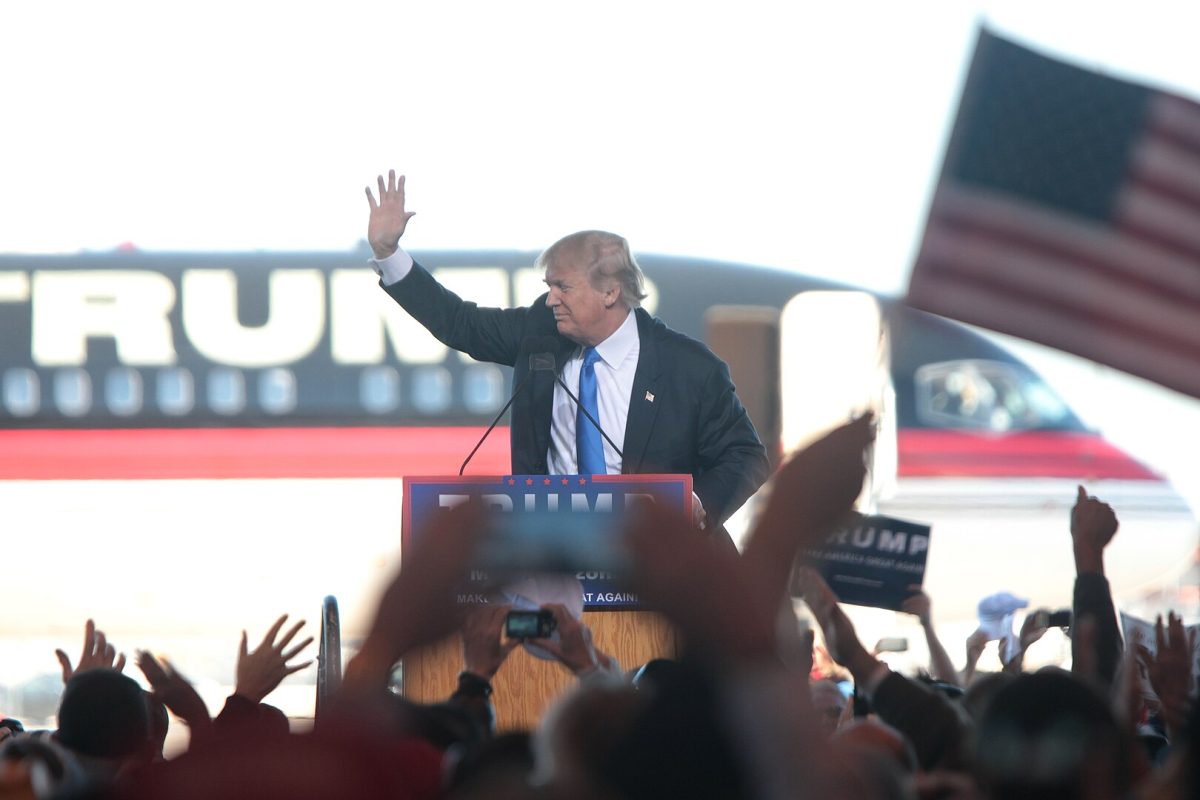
[1,415,1197,799]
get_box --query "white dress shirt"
[547,310,639,475]
[370,247,640,475]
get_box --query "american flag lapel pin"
[645,391,655,403]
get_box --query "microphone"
[538,352,625,460]
[459,346,556,475]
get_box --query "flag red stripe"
[930,184,1200,303]
[919,244,1200,360]
[908,268,1200,399]
[1117,186,1200,263]
[931,212,1200,331]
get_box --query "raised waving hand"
[365,169,416,259]
[55,619,126,683]
[234,614,314,703]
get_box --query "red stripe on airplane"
[897,430,1160,480]
[0,427,512,480]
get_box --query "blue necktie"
[576,347,606,475]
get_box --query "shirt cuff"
[369,248,414,286]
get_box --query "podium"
[400,474,690,730]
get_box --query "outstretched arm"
[1070,485,1122,688]
[901,587,959,686]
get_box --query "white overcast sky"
[2,0,1200,504]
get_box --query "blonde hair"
[536,230,648,309]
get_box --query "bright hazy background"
[4,0,1198,504]
[1,2,1197,717]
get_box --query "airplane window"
[259,368,297,415]
[54,369,92,417]
[360,366,401,414]
[105,368,143,417]
[207,368,246,415]
[463,365,505,414]
[157,368,195,416]
[412,366,452,414]
[915,360,1073,432]
[2,369,39,417]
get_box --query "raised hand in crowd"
[54,619,125,683]
[614,417,877,799]
[234,614,314,704]
[1135,612,1196,740]
[962,628,989,685]
[798,565,970,772]
[533,604,618,679]
[622,415,875,662]
[1071,484,1118,575]
[460,603,519,682]
[365,169,416,260]
[901,585,959,686]
[998,610,1050,674]
[742,413,875,607]
[136,651,212,738]
[796,567,877,682]
[344,501,488,692]
[1069,485,1123,689]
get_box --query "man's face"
[544,258,614,346]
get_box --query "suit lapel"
[622,309,662,474]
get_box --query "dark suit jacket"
[383,261,770,524]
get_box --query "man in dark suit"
[365,170,769,530]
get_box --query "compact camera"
[505,609,557,639]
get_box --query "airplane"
[0,245,1194,718]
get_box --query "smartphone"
[1047,610,1072,628]
[505,609,556,639]
[1032,609,1072,628]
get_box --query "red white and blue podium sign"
[402,474,692,610]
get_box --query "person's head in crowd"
[0,735,87,798]
[629,658,685,694]
[445,731,538,800]
[531,681,648,794]
[409,701,488,753]
[0,718,24,746]
[833,718,918,776]
[961,671,1015,723]
[55,669,154,771]
[825,742,917,800]
[810,679,847,738]
[974,669,1130,800]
